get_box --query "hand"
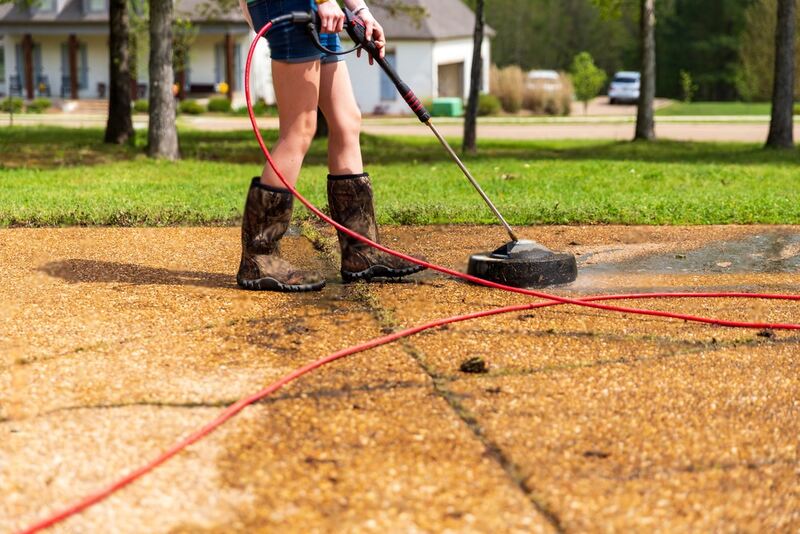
[355,10,386,64]
[318,1,345,34]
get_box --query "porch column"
[22,34,34,99]
[224,32,234,101]
[68,34,79,99]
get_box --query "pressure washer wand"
[343,11,520,243]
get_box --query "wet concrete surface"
[1,225,798,532]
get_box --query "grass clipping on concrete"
[1,126,799,227]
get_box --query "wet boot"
[327,173,427,282]
[237,177,326,292]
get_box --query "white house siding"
[1,32,108,99]
[431,37,491,99]
[343,40,434,116]
[83,34,108,98]
[187,34,218,88]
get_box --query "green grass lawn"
[656,101,775,116]
[1,126,798,226]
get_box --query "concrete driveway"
[2,224,798,532]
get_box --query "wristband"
[354,6,369,16]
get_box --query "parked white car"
[527,70,563,93]
[608,71,641,104]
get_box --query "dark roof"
[0,0,108,23]
[1,0,493,40]
[370,0,494,40]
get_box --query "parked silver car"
[608,71,641,104]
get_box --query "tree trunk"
[105,0,133,145]
[463,0,485,155]
[635,0,656,141]
[766,0,796,149]
[148,0,179,160]
[22,34,34,100]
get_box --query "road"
[2,111,795,143]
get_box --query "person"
[237,0,425,292]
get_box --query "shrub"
[207,97,232,113]
[680,70,698,103]
[133,99,149,113]
[233,100,278,116]
[522,73,573,116]
[1,97,24,113]
[477,93,501,116]
[570,52,607,114]
[178,99,205,115]
[490,65,524,113]
[26,98,52,114]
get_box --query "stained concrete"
[1,225,798,532]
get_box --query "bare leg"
[260,60,320,189]
[318,61,363,175]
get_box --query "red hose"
[17,20,799,533]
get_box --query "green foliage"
[133,99,149,113]
[657,0,754,100]
[1,97,24,113]
[25,98,52,113]
[571,52,607,112]
[233,100,278,116]
[178,99,205,115]
[680,71,698,104]
[657,102,772,116]
[736,0,800,101]
[477,93,501,116]
[484,0,638,77]
[207,97,232,113]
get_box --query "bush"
[523,73,573,116]
[26,98,52,114]
[680,70,698,103]
[207,97,232,113]
[477,93,501,116]
[233,100,278,116]
[490,65,524,113]
[1,97,24,113]
[570,51,607,114]
[178,99,205,115]
[133,99,149,113]
[795,103,800,115]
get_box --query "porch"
[5,33,107,100]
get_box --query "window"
[379,51,397,101]
[0,45,5,80]
[60,41,89,91]
[84,0,107,13]
[35,0,57,12]
[215,42,242,90]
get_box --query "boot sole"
[342,264,426,283]
[238,277,326,292]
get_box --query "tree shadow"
[38,259,237,289]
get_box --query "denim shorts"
[248,0,343,64]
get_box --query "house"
[343,0,493,115]
[0,0,491,115]
[0,0,253,103]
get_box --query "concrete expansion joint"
[3,381,429,424]
[335,275,567,532]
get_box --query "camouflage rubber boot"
[237,177,326,292]
[327,173,427,282]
